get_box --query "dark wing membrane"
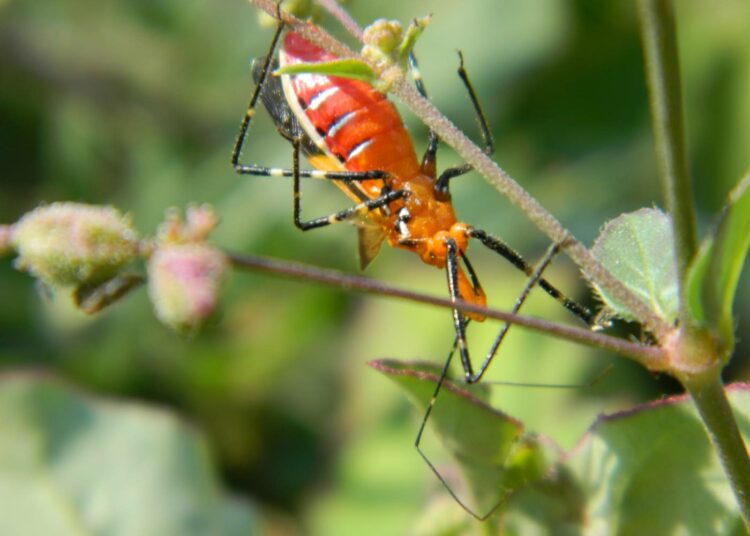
[252,57,321,158]
[252,56,370,204]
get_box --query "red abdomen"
[279,32,420,192]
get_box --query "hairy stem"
[639,1,750,526]
[228,251,667,368]
[683,372,750,531]
[638,0,698,326]
[315,0,363,40]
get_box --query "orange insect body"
[279,32,486,314]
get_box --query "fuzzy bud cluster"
[10,203,140,288]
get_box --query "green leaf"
[544,384,750,535]
[0,374,257,536]
[589,207,678,323]
[687,170,750,353]
[275,59,377,85]
[370,359,558,519]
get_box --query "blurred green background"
[1,0,749,533]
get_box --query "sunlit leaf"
[687,170,750,354]
[0,374,257,536]
[558,384,750,535]
[589,207,678,323]
[370,359,558,518]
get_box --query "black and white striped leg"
[231,5,285,173]
[230,4,389,184]
[469,228,597,327]
[291,139,405,231]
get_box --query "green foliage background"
[1,0,749,533]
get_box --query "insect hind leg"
[413,240,565,520]
[231,4,285,174]
[469,228,598,327]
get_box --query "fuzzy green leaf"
[0,374,256,536]
[589,207,678,323]
[370,359,557,518]
[275,59,377,85]
[687,171,750,353]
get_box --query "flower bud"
[363,19,403,55]
[147,243,227,334]
[362,19,403,67]
[11,203,139,288]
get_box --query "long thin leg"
[408,53,439,174]
[231,10,285,172]
[291,139,406,230]
[409,51,494,189]
[413,341,489,519]
[413,239,557,521]
[434,51,495,194]
[466,242,561,383]
[469,227,597,327]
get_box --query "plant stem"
[315,0,363,40]
[638,2,750,525]
[248,0,674,342]
[683,372,750,531]
[227,251,667,368]
[638,0,698,325]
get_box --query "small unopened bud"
[148,243,227,334]
[11,203,139,288]
[362,19,403,67]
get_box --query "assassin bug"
[232,5,602,519]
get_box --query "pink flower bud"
[11,203,139,288]
[148,244,227,334]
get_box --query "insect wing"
[357,223,386,270]
[252,57,322,157]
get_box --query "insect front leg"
[407,51,493,194]
[433,51,495,195]
[290,139,404,231]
